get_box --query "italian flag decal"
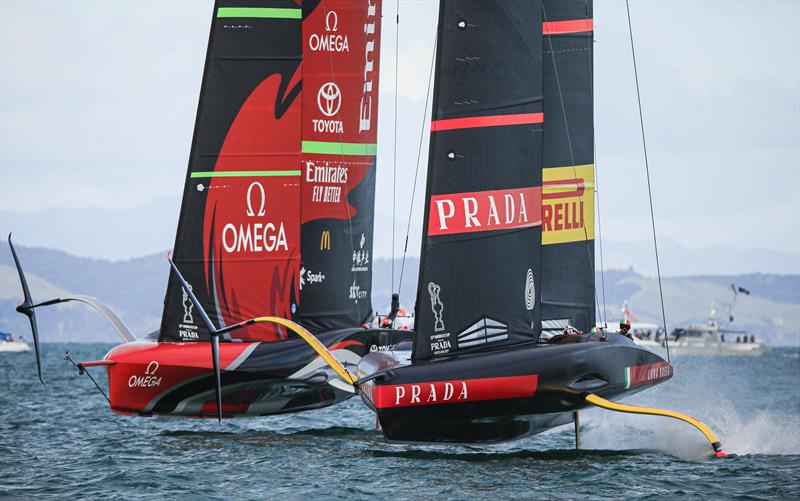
[625,361,673,389]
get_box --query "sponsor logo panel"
[372,375,538,408]
[320,230,331,250]
[427,282,451,354]
[301,155,372,223]
[220,181,289,254]
[352,233,370,272]
[428,187,542,236]
[625,361,672,389]
[127,361,162,389]
[307,11,350,53]
[349,280,367,303]
[299,266,325,291]
[542,164,595,245]
[306,159,348,204]
[178,284,199,340]
[302,1,381,143]
[313,82,343,133]
[456,317,508,349]
[301,2,381,224]
[525,268,536,311]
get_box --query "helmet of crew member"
[620,319,631,330]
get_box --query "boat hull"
[636,339,768,357]
[357,333,672,444]
[102,328,411,418]
[0,341,30,353]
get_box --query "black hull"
[357,333,672,444]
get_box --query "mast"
[413,0,545,360]
[541,0,596,335]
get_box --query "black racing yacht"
[355,0,693,447]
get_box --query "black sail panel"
[541,0,596,336]
[298,0,382,333]
[413,0,544,360]
[160,0,304,342]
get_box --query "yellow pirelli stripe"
[542,164,594,245]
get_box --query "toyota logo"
[317,82,341,117]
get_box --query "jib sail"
[298,0,382,333]
[413,0,544,360]
[541,0,596,335]
[160,0,381,342]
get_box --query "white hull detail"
[0,341,31,353]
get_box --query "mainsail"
[298,0,382,333]
[413,0,544,360]
[160,0,381,342]
[541,0,596,335]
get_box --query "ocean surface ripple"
[1,344,799,500]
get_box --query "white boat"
[663,324,767,357]
[613,285,769,357]
[0,332,30,353]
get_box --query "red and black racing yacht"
[11,0,725,457]
[10,0,411,419]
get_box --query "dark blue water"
[2,344,799,499]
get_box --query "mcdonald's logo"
[320,230,331,250]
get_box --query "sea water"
[1,344,798,499]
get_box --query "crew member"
[619,319,633,339]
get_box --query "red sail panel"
[201,71,302,341]
[160,0,304,342]
[298,0,382,332]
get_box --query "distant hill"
[3,203,799,276]
[0,242,166,341]
[594,268,799,346]
[1,243,798,346]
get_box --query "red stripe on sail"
[431,112,543,132]
[428,187,542,236]
[543,19,593,35]
[371,375,538,409]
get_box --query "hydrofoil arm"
[8,234,136,384]
[584,393,726,458]
[167,255,355,422]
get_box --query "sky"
[1,0,798,268]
